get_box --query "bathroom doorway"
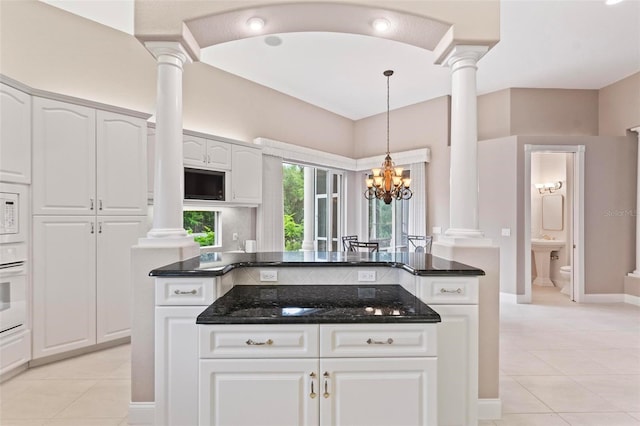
[523,145,585,303]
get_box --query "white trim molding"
[581,293,625,303]
[254,137,430,171]
[625,293,640,306]
[478,398,502,420]
[629,126,640,277]
[128,402,155,425]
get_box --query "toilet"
[559,265,571,295]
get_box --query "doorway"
[523,145,585,303]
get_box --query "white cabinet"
[32,216,96,358]
[33,97,147,216]
[32,215,146,359]
[231,144,262,203]
[0,83,31,184]
[183,135,231,170]
[416,276,479,426]
[155,277,216,426]
[198,323,438,426]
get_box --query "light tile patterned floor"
[1,286,638,425]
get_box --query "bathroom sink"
[531,239,564,250]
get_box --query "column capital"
[443,45,489,69]
[144,41,193,68]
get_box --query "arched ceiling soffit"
[185,3,451,53]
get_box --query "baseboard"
[581,293,625,303]
[478,398,502,420]
[624,293,640,306]
[128,402,155,425]
[500,292,518,304]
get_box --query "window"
[183,208,221,247]
[282,163,343,252]
[367,171,410,251]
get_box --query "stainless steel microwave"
[184,168,225,201]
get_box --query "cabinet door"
[32,216,96,359]
[183,135,206,167]
[231,145,262,203]
[96,111,147,215]
[199,358,319,426]
[434,305,478,426]
[320,357,437,426]
[96,216,146,344]
[206,140,231,170]
[0,84,31,184]
[156,306,204,426]
[32,98,96,215]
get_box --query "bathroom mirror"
[542,194,563,230]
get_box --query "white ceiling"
[42,0,640,121]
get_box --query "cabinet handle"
[90,222,94,234]
[90,198,94,210]
[440,288,462,294]
[98,222,102,233]
[174,289,197,295]
[309,372,317,399]
[323,372,330,398]
[99,199,103,210]
[366,338,394,345]
[245,339,273,346]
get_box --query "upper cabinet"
[183,135,231,170]
[231,144,262,204]
[33,97,147,216]
[1,84,31,184]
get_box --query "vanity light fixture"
[364,70,412,205]
[246,17,265,31]
[535,181,563,194]
[372,18,391,32]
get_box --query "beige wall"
[478,89,511,141]
[0,0,354,154]
[599,72,640,136]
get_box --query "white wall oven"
[0,244,26,335]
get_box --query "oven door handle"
[0,265,25,276]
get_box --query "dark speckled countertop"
[150,251,485,277]
[196,285,441,324]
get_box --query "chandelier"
[364,70,412,204]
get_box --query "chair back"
[341,235,358,251]
[407,235,433,254]
[349,241,379,253]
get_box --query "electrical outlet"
[432,226,442,235]
[232,232,238,241]
[501,228,511,237]
[358,270,376,282]
[260,270,278,282]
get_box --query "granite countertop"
[150,251,485,277]
[196,284,441,324]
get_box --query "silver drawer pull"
[174,289,197,295]
[366,338,394,345]
[246,339,273,346]
[440,288,462,294]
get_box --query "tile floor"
[1,286,638,426]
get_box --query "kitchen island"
[151,252,484,426]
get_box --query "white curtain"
[256,155,284,251]
[408,162,427,237]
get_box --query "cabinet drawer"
[0,330,30,375]
[320,323,437,358]
[199,324,319,358]
[155,278,215,306]
[418,277,479,304]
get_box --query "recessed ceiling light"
[247,17,265,31]
[605,0,624,4]
[372,18,391,32]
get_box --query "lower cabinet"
[198,324,438,426]
[32,215,146,359]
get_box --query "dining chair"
[349,241,379,253]
[407,235,433,254]
[341,235,358,251]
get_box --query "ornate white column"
[443,45,489,242]
[144,42,193,243]
[630,126,640,277]
[301,166,315,251]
